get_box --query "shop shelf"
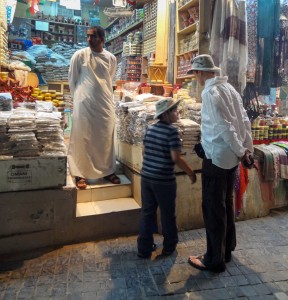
[105,19,143,44]
[177,48,198,56]
[178,0,199,12]
[253,138,288,145]
[177,21,198,35]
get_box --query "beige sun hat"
[154,97,181,120]
[187,54,221,74]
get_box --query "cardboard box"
[0,156,67,192]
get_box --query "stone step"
[77,174,132,203]
[76,197,140,217]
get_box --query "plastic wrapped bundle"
[35,112,66,156]
[174,119,201,150]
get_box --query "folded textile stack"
[63,92,73,109]
[182,102,202,125]
[116,101,155,145]
[50,43,85,60]
[0,112,12,157]
[174,118,201,149]
[36,112,66,156]
[8,109,41,157]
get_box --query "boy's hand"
[188,171,197,184]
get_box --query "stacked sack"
[0,112,12,157]
[35,111,66,156]
[7,109,42,157]
[174,118,201,149]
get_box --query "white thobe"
[68,47,117,179]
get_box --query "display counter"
[116,141,287,231]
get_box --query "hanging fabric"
[242,82,260,120]
[246,0,257,83]
[256,0,280,95]
[210,0,248,94]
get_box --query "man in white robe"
[68,26,119,189]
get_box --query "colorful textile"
[210,0,248,93]
[246,0,257,83]
[234,163,249,216]
[253,145,274,181]
[256,0,281,95]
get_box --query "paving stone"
[157,282,187,296]
[274,292,288,300]
[34,284,52,297]
[239,285,258,297]
[248,296,277,300]
[233,274,250,286]
[0,209,287,300]
[245,273,262,284]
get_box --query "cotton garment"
[141,121,181,181]
[201,76,253,169]
[68,47,117,179]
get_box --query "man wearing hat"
[186,55,253,272]
[137,97,197,258]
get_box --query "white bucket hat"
[154,97,181,120]
[187,54,221,74]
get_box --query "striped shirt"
[141,121,182,181]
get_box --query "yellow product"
[41,89,49,93]
[31,93,38,97]
[45,97,52,100]
[56,96,64,100]
[37,96,44,100]
[55,92,63,96]
[33,88,40,92]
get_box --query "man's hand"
[188,171,197,184]
[241,149,254,169]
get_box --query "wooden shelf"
[176,75,195,79]
[177,22,198,35]
[178,0,199,12]
[177,48,198,56]
[105,19,143,44]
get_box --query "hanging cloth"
[234,163,249,217]
[256,0,280,95]
[210,0,248,94]
[246,0,258,83]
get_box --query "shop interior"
[0,0,287,254]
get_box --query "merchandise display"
[0,0,9,68]
[175,0,201,84]
[0,108,66,158]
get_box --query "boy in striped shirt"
[137,98,197,258]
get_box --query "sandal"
[104,173,121,184]
[188,256,226,273]
[75,177,87,190]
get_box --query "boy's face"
[87,29,104,52]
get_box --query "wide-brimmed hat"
[187,54,221,74]
[154,97,181,120]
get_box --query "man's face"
[87,29,103,52]
[193,71,205,86]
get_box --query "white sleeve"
[242,109,254,154]
[68,51,81,96]
[110,55,117,78]
[207,91,247,158]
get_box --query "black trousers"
[202,157,237,268]
[137,178,178,256]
